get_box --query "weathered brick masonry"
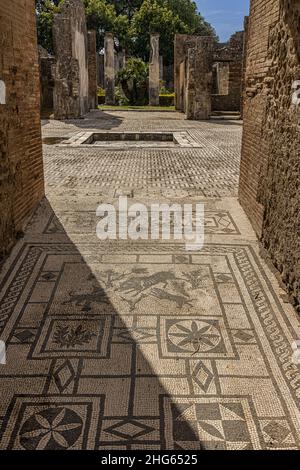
[0,0,44,258]
[239,0,300,308]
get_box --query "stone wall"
[174,35,200,111]
[239,0,300,309]
[175,32,244,117]
[0,0,44,257]
[53,0,89,119]
[213,62,230,95]
[186,37,214,120]
[212,32,244,112]
[38,46,55,117]
[163,64,174,91]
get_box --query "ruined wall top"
[53,0,87,58]
[175,32,244,64]
[214,31,244,62]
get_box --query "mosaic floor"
[0,111,300,450]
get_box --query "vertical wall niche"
[212,62,230,96]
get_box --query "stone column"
[159,55,163,81]
[149,33,160,106]
[186,37,214,120]
[104,33,115,105]
[98,53,105,88]
[118,51,126,70]
[88,31,98,109]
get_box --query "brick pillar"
[88,31,98,109]
[186,37,214,120]
[149,34,160,106]
[104,33,115,105]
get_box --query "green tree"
[36,0,63,53]
[116,58,149,105]
[163,0,216,36]
[107,1,143,20]
[130,0,188,65]
[35,0,61,11]
[84,0,129,50]
[36,0,216,62]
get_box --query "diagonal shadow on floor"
[0,199,207,450]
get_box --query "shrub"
[115,86,130,106]
[159,93,175,107]
[116,58,149,106]
[97,87,105,97]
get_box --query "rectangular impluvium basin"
[84,132,176,147]
[59,131,202,148]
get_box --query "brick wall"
[0,0,44,258]
[239,0,300,309]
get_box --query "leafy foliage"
[130,0,188,65]
[36,0,62,53]
[116,58,149,105]
[163,0,215,35]
[36,0,216,65]
[107,0,144,20]
[84,0,129,50]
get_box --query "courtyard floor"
[0,110,300,450]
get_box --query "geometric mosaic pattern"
[163,397,261,450]
[0,111,300,449]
